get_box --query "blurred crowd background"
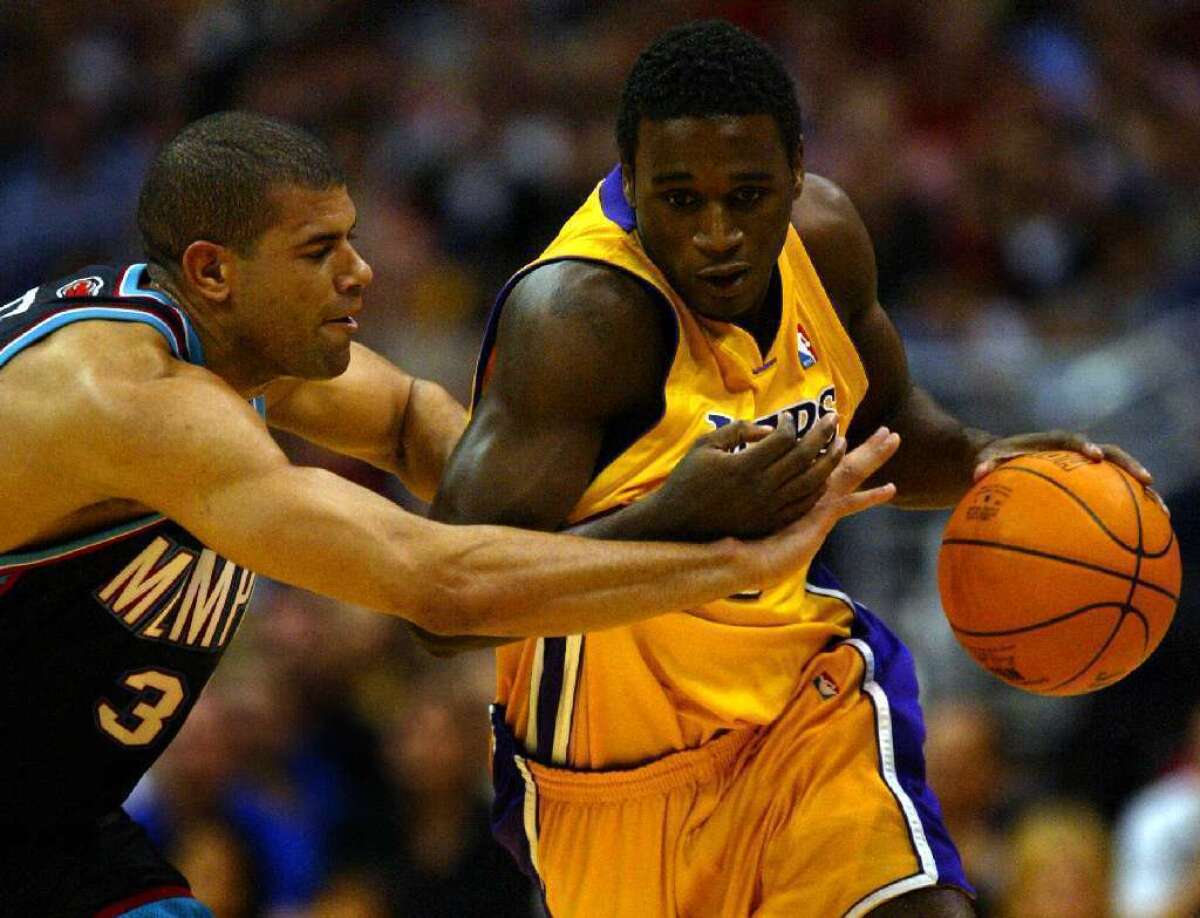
[3,0,1198,915]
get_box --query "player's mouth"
[321,309,360,332]
[697,262,751,297]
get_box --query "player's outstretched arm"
[264,342,467,502]
[48,323,894,638]
[796,173,1153,509]
[422,262,861,653]
[416,411,847,654]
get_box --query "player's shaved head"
[137,111,345,269]
[616,20,803,167]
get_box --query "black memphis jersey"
[0,265,260,830]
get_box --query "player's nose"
[338,248,374,293]
[693,204,743,256]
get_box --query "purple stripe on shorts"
[489,704,540,882]
[810,563,973,895]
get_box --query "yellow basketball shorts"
[489,595,971,917]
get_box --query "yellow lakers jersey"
[475,167,869,769]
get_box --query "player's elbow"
[406,622,474,658]
[401,562,495,638]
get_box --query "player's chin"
[320,344,353,378]
[300,341,353,380]
[685,276,768,322]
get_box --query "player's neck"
[145,264,273,398]
[730,270,782,356]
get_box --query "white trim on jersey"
[525,638,546,753]
[846,872,938,918]
[551,634,584,765]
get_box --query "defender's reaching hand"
[743,427,900,591]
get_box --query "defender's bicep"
[75,369,293,525]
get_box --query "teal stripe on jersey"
[0,514,164,571]
[118,264,205,365]
[0,307,184,369]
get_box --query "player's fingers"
[773,489,826,522]
[1146,486,1170,518]
[825,482,898,521]
[774,436,846,504]
[825,428,900,497]
[973,460,997,482]
[973,447,1037,482]
[1098,444,1154,485]
[763,412,839,481]
[739,411,798,467]
[772,479,896,566]
[696,420,772,452]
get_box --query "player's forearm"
[409,522,752,637]
[396,379,467,502]
[409,481,709,655]
[192,465,756,638]
[864,386,992,509]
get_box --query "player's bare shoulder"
[0,320,248,551]
[0,322,175,548]
[1,319,189,431]
[505,259,665,348]
[791,173,879,324]
[493,259,673,414]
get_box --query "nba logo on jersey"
[813,671,839,699]
[56,276,104,298]
[796,323,817,369]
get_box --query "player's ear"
[179,241,233,305]
[621,163,635,209]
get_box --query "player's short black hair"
[617,20,803,167]
[137,111,345,268]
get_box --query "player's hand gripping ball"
[938,451,1181,695]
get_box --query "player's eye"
[303,246,333,261]
[732,187,767,206]
[663,190,699,209]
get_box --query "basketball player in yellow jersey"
[431,21,1154,917]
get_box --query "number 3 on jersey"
[96,668,188,746]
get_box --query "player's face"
[624,114,801,323]
[230,184,373,380]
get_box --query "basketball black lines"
[988,465,1174,558]
[939,540,1178,604]
[936,458,1180,696]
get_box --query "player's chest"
[663,309,843,441]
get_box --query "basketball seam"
[940,540,1178,602]
[1047,472,1153,691]
[1047,471,1153,691]
[1050,605,1136,691]
[951,600,1139,638]
[990,465,1165,555]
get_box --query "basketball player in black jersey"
[0,113,903,915]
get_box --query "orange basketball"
[937,451,1181,696]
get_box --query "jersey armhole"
[474,256,680,481]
